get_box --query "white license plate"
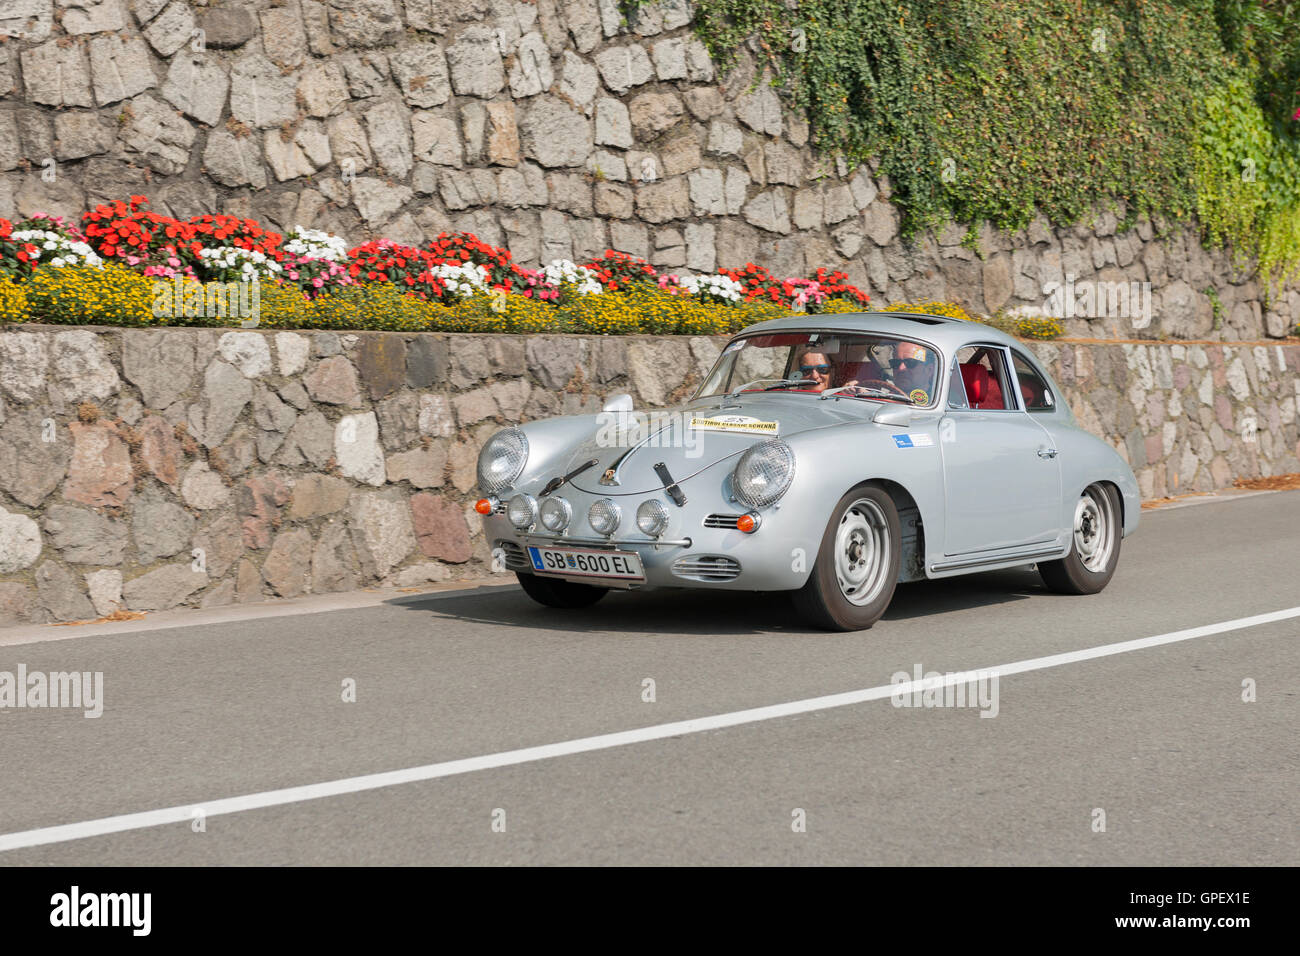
[527,546,645,583]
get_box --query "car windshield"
[695,331,942,406]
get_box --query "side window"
[953,346,1013,411]
[1011,351,1055,411]
[946,357,969,408]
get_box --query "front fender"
[778,418,947,580]
[492,414,607,493]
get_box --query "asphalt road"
[0,491,1296,865]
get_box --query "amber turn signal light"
[736,513,760,533]
[475,498,495,515]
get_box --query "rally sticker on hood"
[690,415,779,436]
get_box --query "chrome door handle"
[1037,447,1058,459]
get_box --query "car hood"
[560,392,878,496]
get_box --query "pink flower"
[1293,106,1300,121]
[311,277,323,288]
[288,271,299,280]
[166,256,180,267]
[126,255,141,265]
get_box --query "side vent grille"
[494,540,531,571]
[703,514,742,529]
[672,555,742,582]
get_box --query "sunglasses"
[799,364,831,374]
[889,358,925,370]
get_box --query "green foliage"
[1194,71,1300,294]
[1202,285,1225,330]
[694,0,1219,235]
[694,0,1300,291]
[1212,0,1300,129]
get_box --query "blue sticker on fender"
[893,433,934,448]
[893,435,914,448]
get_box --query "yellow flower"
[0,276,28,323]
[24,265,154,325]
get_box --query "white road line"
[1,605,1296,853]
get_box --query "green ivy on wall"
[693,0,1300,293]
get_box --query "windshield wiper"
[820,385,912,404]
[729,377,808,397]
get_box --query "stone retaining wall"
[0,324,1297,625]
[1,0,1298,338]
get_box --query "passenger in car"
[795,350,837,393]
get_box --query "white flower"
[542,259,602,295]
[197,245,282,278]
[428,261,491,298]
[9,229,103,268]
[283,226,349,262]
[679,273,743,302]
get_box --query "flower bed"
[0,198,1071,338]
[0,198,873,335]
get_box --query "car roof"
[735,311,1025,353]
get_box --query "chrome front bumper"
[483,513,814,592]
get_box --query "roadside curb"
[0,576,517,648]
[1139,487,1281,511]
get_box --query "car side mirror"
[873,405,915,427]
[602,392,634,413]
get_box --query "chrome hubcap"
[834,498,890,606]
[1073,486,1115,573]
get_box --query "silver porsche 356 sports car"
[475,311,1139,631]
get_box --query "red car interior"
[836,361,876,386]
[1018,376,1046,407]
[960,362,1006,410]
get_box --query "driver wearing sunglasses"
[887,342,936,402]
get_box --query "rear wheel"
[792,484,901,631]
[515,571,608,608]
[1039,482,1122,594]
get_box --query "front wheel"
[792,484,901,631]
[1039,482,1122,594]
[515,571,608,608]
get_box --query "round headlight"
[501,494,533,530]
[540,496,572,532]
[477,428,529,494]
[636,499,669,536]
[732,439,796,509]
[506,494,538,529]
[588,498,621,536]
